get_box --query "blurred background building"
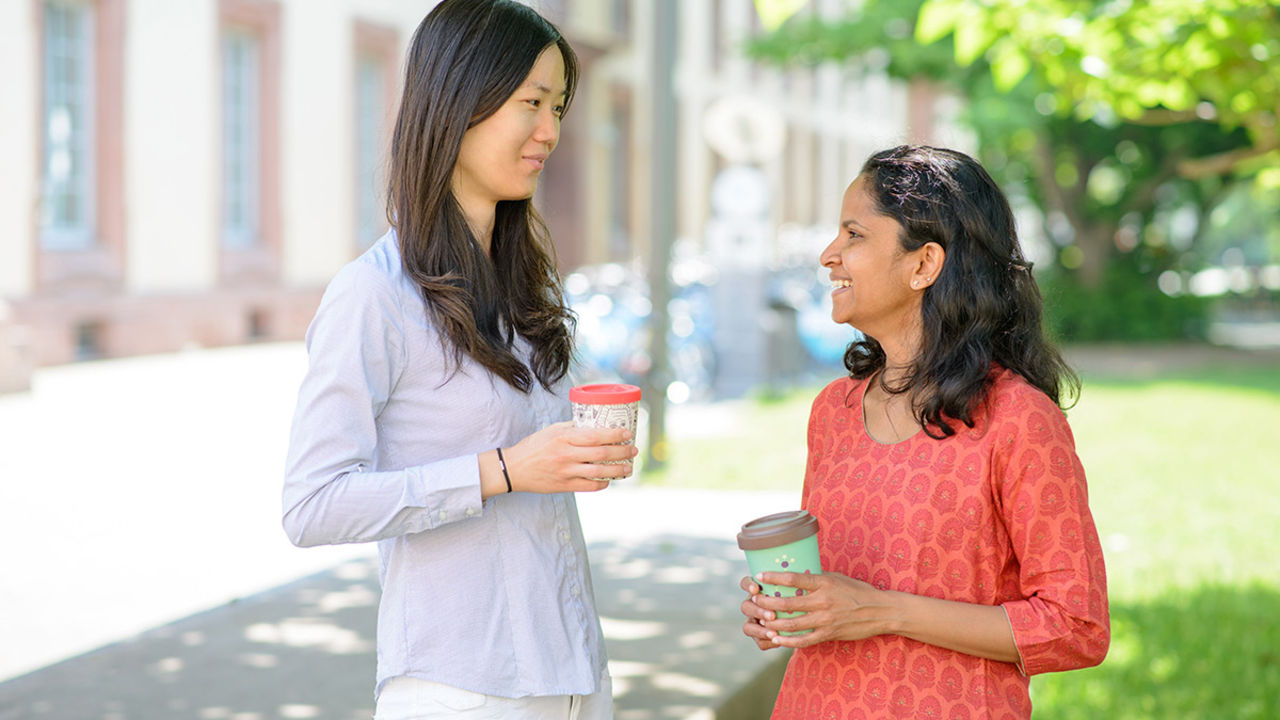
[0,0,962,393]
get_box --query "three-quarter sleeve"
[281,261,484,547]
[994,391,1110,675]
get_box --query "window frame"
[220,27,261,250]
[216,0,280,286]
[32,0,126,293]
[39,0,98,252]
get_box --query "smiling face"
[820,176,929,341]
[451,45,566,226]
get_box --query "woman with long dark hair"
[282,1,629,717]
[739,146,1109,719]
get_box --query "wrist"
[880,589,912,637]
[478,449,509,499]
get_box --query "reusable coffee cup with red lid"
[570,383,641,477]
[737,510,823,634]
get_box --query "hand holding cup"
[737,510,823,637]
[570,383,641,479]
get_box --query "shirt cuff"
[407,454,484,528]
[1001,603,1028,677]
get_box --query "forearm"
[887,590,1020,665]
[282,455,482,546]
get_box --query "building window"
[354,52,387,248]
[217,0,280,283]
[221,28,261,249]
[353,21,397,252]
[40,0,96,251]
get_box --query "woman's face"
[820,176,922,337]
[452,45,566,226]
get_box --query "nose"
[819,235,840,268]
[533,106,559,149]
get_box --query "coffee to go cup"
[570,383,641,477]
[737,510,822,635]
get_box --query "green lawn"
[645,360,1280,718]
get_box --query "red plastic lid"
[570,383,642,404]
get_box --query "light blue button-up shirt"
[282,231,607,700]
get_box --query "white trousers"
[374,674,613,720]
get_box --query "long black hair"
[388,0,579,392]
[844,145,1079,436]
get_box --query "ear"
[909,242,945,290]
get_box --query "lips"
[524,154,548,170]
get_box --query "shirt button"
[571,585,580,598]
[560,530,570,541]
[439,510,448,522]
[465,507,476,517]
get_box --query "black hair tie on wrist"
[496,447,513,493]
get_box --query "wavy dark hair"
[844,145,1079,437]
[387,0,579,393]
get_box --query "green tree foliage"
[748,0,1274,339]
[917,0,1280,186]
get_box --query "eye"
[525,98,542,109]
[552,103,566,117]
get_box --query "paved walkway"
[0,344,796,719]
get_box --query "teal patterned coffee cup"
[737,510,822,635]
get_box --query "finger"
[567,426,633,447]
[747,568,798,586]
[592,443,638,464]
[761,615,824,647]
[758,584,821,613]
[756,571,817,591]
[741,598,775,622]
[600,459,635,479]
[769,629,822,649]
[739,576,761,594]
[576,461,633,480]
[569,478,611,493]
[741,618,772,643]
[761,614,809,636]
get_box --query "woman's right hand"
[488,421,636,496]
[740,576,779,651]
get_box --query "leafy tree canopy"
[917,0,1280,185]
[755,0,1280,186]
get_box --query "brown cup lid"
[737,510,819,550]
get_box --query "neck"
[467,211,495,255]
[456,194,496,255]
[876,326,922,389]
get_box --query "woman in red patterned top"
[739,146,1109,719]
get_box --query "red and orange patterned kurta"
[771,368,1109,720]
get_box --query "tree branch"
[1177,139,1279,179]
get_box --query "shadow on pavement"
[0,558,381,720]
[0,536,783,720]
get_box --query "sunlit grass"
[646,361,1280,717]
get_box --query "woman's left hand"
[751,571,901,648]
